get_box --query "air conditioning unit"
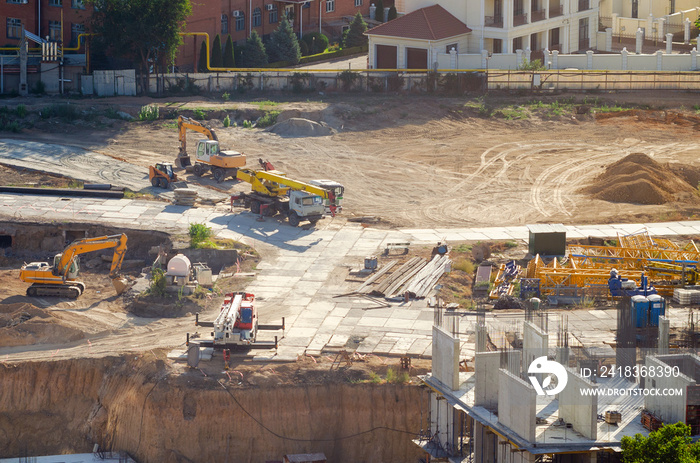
[233,10,243,17]
[266,4,275,10]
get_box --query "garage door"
[406,47,427,69]
[376,45,397,69]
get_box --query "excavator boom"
[178,115,218,159]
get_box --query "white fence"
[437,48,699,71]
[82,70,137,96]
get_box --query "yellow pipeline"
[0,33,91,53]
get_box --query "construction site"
[1,91,700,463]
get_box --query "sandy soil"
[2,92,700,228]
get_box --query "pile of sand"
[581,153,697,205]
[268,118,337,137]
[0,303,84,348]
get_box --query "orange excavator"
[175,116,246,182]
[19,234,129,298]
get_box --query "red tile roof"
[365,4,471,40]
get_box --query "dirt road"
[2,93,699,227]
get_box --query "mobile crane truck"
[19,234,129,298]
[175,116,246,182]
[231,168,344,227]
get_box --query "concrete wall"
[475,352,501,409]
[523,321,548,375]
[558,367,598,440]
[93,70,137,97]
[644,355,694,424]
[432,325,460,391]
[474,421,498,463]
[498,369,537,442]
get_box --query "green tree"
[622,423,700,463]
[197,40,208,72]
[211,33,223,68]
[223,34,235,68]
[267,16,301,64]
[241,30,269,68]
[86,0,192,93]
[374,0,384,22]
[387,5,397,21]
[344,12,368,48]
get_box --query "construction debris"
[173,188,197,206]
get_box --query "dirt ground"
[2,91,700,228]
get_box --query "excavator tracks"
[26,283,85,299]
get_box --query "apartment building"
[1,0,92,48]
[392,0,598,54]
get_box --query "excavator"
[175,116,246,182]
[19,234,129,299]
[231,168,344,227]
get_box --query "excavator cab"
[196,140,220,160]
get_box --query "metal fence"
[488,70,700,91]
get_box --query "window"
[235,12,245,31]
[71,22,84,46]
[49,0,62,5]
[326,0,334,12]
[71,0,84,9]
[354,0,362,6]
[253,7,261,27]
[49,20,61,41]
[7,0,28,4]
[513,36,522,50]
[268,5,278,23]
[445,43,457,53]
[303,2,309,8]
[7,18,21,39]
[221,14,228,34]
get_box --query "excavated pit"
[0,356,428,463]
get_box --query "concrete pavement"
[3,191,700,361]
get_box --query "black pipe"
[0,186,124,198]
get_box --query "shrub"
[222,91,230,101]
[15,104,26,118]
[148,268,167,297]
[369,372,381,384]
[32,80,46,95]
[343,12,368,48]
[387,5,397,21]
[223,34,235,68]
[138,105,159,121]
[302,32,329,55]
[517,59,546,71]
[337,69,359,91]
[211,34,223,68]
[189,222,213,248]
[197,41,208,72]
[41,103,81,121]
[257,110,280,128]
[193,109,206,120]
[386,368,396,383]
[290,72,313,93]
[374,0,384,22]
[267,17,301,65]
[223,114,231,127]
[240,31,268,68]
[453,258,475,274]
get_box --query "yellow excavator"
[19,234,129,299]
[231,168,344,227]
[175,116,246,182]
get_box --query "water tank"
[166,254,191,277]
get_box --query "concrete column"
[636,28,643,53]
[692,48,698,70]
[552,49,558,69]
[516,48,524,66]
[605,27,612,51]
[556,346,570,366]
[19,39,28,97]
[646,14,654,39]
[505,0,513,28]
[666,33,673,54]
[544,0,549,19]
[612,13,619,34]
[621,47,628,70]
[562,24,569,52]
[586,49,593,69]
[656,49,663,70]
[589,14,596,49]
[656,18,665,42]
[658,316,670,355]
[450,47,457,69]
[432,46,440,71]
[481,49,489,68]
[476,323,487,353]
[685,18,691,44]
[543,28,550,50]
[525,46,532,63]
[525,0,531,24]
[543,48,550,68]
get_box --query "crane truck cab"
[308,179,344,213]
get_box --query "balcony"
[549,4,563,17]
[531,8,545,21]
[513,13,528,26]
[578,0,589,11]
[485,15,504,27]
[549,43,561,51]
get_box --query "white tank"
[166,254,191,277]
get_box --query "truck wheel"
[158,178,168,189]
[151,177,159,187]
[193,164,204,177]
[250,200,261,214]
[288,211,300,227]
[213,168,225,183]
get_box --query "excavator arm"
[178,115,218,158]
[57,234,128,281]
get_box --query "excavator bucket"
[171,181,188,189]
[175,156,191,169]
[112,277,130,295]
